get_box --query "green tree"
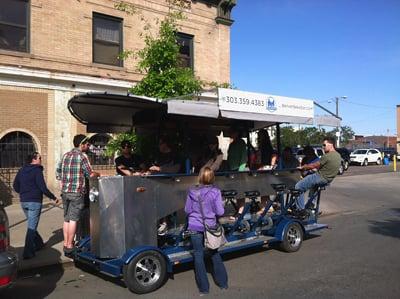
[117,1,202,99]
[329,125,355,146]
[107,1,202,157]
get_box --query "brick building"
[347,135,397,150]
[0,0,236,202]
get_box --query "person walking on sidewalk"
[184,167,228,295]
[13,152,59,259]
[56,134,99,254]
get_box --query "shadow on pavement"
[73,260,127,289]
[1,248,64,299]
[46,228,63,248]
[368,208,400,239]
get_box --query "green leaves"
[280,126,353,148]
[116,0,201,99]
[104,133,138,157]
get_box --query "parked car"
[336,148,351,171]
[350,149,382,166]
[294,146,324,164]
[0,204,18,290]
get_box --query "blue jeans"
[294,173,328,210]
[190,232,228,293]
[21,202,44,258]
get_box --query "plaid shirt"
[56,148,93,194]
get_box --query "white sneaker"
[157,222,168,235]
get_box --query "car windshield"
[353,150,367,154]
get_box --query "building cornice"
[195,0,236,26]
[0,65,132,88]
[0,65,134,93]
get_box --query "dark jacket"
[13,164,56,203]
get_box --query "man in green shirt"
[295,136,341,212]
[227,128,247,171]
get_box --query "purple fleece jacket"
[184,185,225,232]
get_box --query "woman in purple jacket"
[185,167,228,295]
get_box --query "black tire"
[280,222,304,252]
[344,160,349,170]
[376,158,381,165]
[338,164,344,175]
[363,159,368,166]
[123,250,167,294]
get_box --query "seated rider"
[295,136,341,213]
[149,136,181,174]
[301,145,320,177]
[148,136,182,235]
[281,147,299,169]
[115,140,146,176]
[198,136,223,173]
[227,127,247,219]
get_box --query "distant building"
[397,105,400,153]
[347,135,397,150]
[0,0,236,199]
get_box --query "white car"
[350,149,382,166]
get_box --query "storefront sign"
[218,88,314,119]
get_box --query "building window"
[93,13,123,67]
[0,131,36,168]
[0,0,30,52]
[87,134,113,166]
[176,32,193,69]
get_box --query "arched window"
[87,134,112,166]
[0,131,37,168]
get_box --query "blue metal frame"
[73,187,328,279]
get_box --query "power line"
[343,111,393,124]
[344,100,392,109]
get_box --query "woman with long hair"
[185,167,228,295]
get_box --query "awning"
[68,89,321,133]
[68,93,164,132]
[167,100,219,118]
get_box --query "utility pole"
[334,96,347,147]
[387,129,390,148]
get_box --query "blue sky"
[230,0,400,136]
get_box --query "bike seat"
[289,189,302,196]
[244,190,260,198]
[221,190,238,197]
[271,183,286,192]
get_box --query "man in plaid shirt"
[56,134,99,254]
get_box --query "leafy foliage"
[105,132,157,162]
[330,125,355,145]
[118,3,202,99]
[104,133,138,157]
[279,126,352,148]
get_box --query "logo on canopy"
[266,97,277,112]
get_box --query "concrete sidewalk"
[6,200,72,271]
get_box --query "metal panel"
[167,100,219,118]
[90,170,300,258]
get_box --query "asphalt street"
[2,169,399,299]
